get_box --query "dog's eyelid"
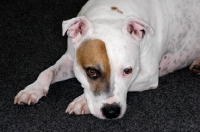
[83,64,101,70]
[84,67,99,72]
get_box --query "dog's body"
[14,0,200,119]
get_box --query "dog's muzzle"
[101,103,121,119]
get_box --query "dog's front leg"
[14,54,74,105]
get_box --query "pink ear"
[128,22,145,40]
[62,17,93,43]
[67,20,88,43]
[123,17,154,42]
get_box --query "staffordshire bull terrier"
[14,0,200,119]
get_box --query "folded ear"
[62,16,93,44]
[122,16,154,42]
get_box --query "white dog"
[14,0,200,119]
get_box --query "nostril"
[101,103,121,119]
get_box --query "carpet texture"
[1,0,200,131]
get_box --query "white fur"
[15,0,200,119]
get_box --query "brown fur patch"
[76,39,111,95]
[111,6,123,14]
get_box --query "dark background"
[1,0,200,131]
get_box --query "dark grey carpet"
[1,0,200,131]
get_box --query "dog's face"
[62,16,153,119]
[75,38,139,119]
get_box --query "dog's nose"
[101,103,121,119]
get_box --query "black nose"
[101,103,121,119]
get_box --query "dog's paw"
[66,94,90,115]
[190,59,200,75]
[14,82,49,105]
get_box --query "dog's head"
[63,16,153,119]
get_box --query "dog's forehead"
[76,39,109,68]
[76,39,111,95]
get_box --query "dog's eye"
[123,67,132,75]
[86,68,98,79]
[88,69,96,76]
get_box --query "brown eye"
[86,68,99,79]
[123,67,132,75]
[87,69,96,76]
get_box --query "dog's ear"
[62,16,93,44]
[122,16,154,42]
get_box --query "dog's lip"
[91,110,105,119]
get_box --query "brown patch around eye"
[76,39,111,95]
[111,6,123,14]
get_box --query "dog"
[14,0,200,119]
